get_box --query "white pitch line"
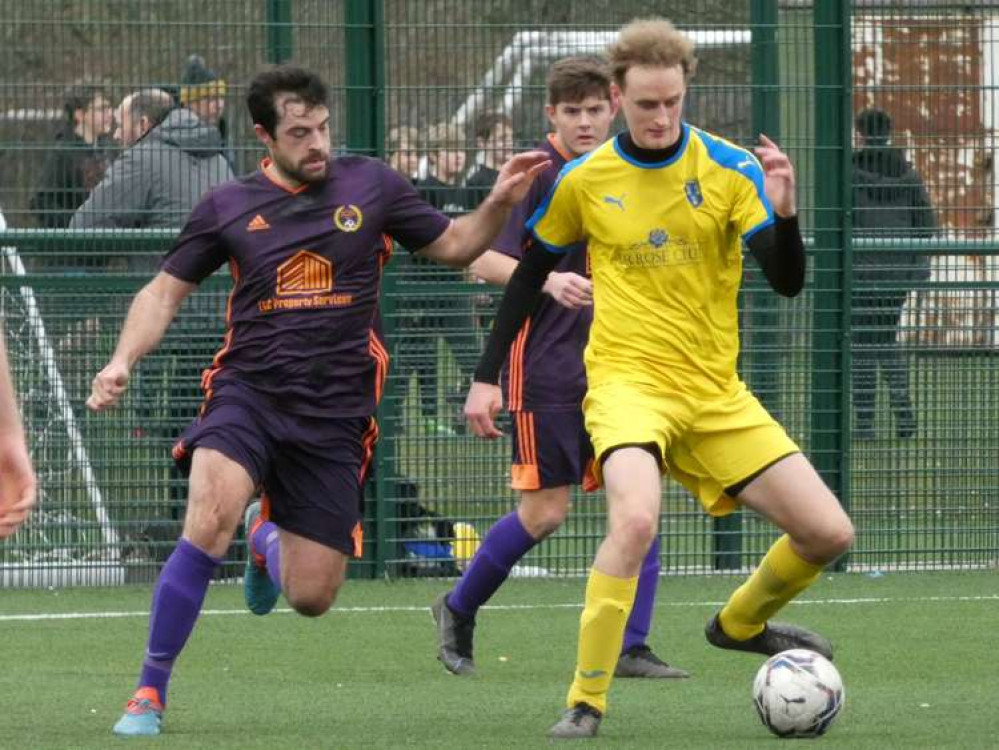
[0,594,997,623]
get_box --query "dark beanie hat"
[855,108,892,145]
[180,55,227,105]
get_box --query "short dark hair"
[855,108,892,145]
[62,82,107,126]
[546,56,612,106]
[247,64,329,137]
[472,111,513,143]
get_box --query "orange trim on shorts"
[510,411,539,489]
[507,318,531,411]
[351,521,364,558]
[171,439,187,462]
[260,493,272,522]
[581,457,600,492]
[511,463,541,490]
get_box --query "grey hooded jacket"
[69,107,234,231]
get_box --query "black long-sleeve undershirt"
[747,214,806,298]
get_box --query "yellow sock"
[565,568,638,715]
[719,534,823,640]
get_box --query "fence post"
[345,0,385,158]
[345,0,393,578]
[265,0,294,64]
[812,1,852,571]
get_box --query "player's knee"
[800,516,854,563]
[612,508,658,552]
[822,517,855,559]
[182,498,239,550]
[519,501,568,539]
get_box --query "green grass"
[1,571,997,749]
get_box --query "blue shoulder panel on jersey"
[692,127,776,237]
[524,148,594,249]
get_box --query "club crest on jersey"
[649,228,669,249]
[684,179,703,208]
[334,204,363,232]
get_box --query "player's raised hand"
[465,381,504,439]
[86,360,131,412]
[543,271,593,309]
[754,134,797,218]
[489,150,553,207]
[0,432,36,539]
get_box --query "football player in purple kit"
[86,65,551,738]
[432,58,688,681]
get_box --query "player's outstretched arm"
[418,151,551,267]
[0,332,36,538]
[87,272,196,412]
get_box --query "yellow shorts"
[583,380,799,516]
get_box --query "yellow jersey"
[528,124,774,397]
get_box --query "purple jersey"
[493,135,590,411]
[162,156,450,418]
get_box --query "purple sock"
[251,518,282,590]
[447,511,537,618]
[622,536,661,654]
[138,538,220,705]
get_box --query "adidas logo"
[247,214,270,232]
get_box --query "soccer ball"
[753,649,844,738]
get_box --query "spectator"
[70,88,233,244]
[71,87,235,530]
[852,107,936,440]
[178,54,235,170]
[386,124,420,181]
[464,111,514,205]
[415,122,470,211]
[30,82,114,228]
[402,123,477,435]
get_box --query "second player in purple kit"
[432,57,688,680]
[86,65,551,738]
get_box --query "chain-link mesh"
[0,1,995,584]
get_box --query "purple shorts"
[509,409,597,492]
[172,383,378,556]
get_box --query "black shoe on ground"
[431,593,476,675]
[705,613,833,660]
[614,644,690,679]
[548,703,602,739]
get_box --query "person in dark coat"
[851,107,936,439]
[31,83,114,229]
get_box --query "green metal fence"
[0,1,996,585]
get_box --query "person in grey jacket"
[71,88,233,249]
[851,108,936,440]
[71,88,234,531]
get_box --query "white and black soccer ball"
[753,649,844,738]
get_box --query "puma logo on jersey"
[737,158,755,170]
[603,193,626,210]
